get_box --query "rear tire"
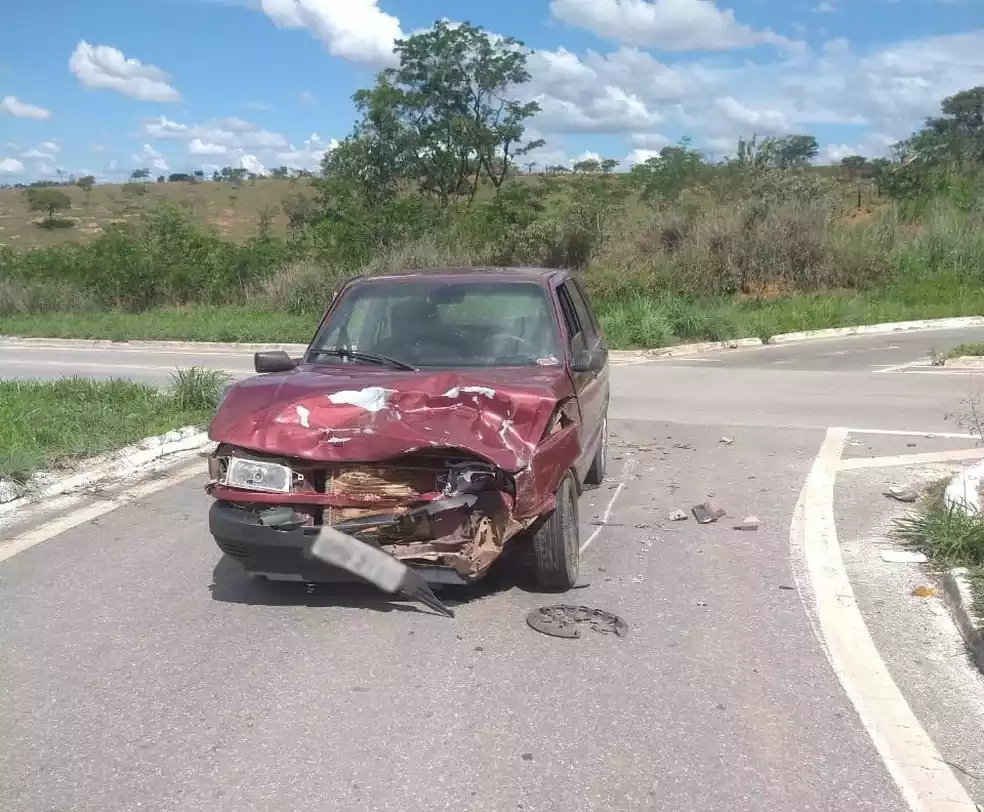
[531,473,580,590]
[583,414,608,487]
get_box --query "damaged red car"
[206,267,609,594]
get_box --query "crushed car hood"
[208,365,575,472]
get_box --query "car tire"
[531,473,580,590]
[583,414,608,487]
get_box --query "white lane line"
[790,427,977,812]
[0,461,203,565]
[839,448,984,471]
[873,361,929,374]
[844,427,980,440]
[580,453,637,553]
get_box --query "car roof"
[349,267,568,285]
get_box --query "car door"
[556,279,608,479]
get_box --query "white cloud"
[549,0,799,52]
[259,0,403,65]
[0,96,51,119]
[189,138,229,156]
[238,151,268,175]
[625,148,663,165]
[132,143,169,172]
[69,41,181,102]
[22,147,56,161]
[143,116,289,150]
[275,132,338,169]
[0,158,25,174]
[526,47,695,134]
[628,133,672,150]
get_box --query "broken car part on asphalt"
[692,500,726,524]
[307,526,455,617]
[204,270,611,594]
[526,605,628,639]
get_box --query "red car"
[206,268,609,605]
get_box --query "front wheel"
[531,473,580,590]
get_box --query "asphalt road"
[3,330,984,812]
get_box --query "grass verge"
[943,342,984,361]
[3,283,983,349]
[0,368,226,481]
[892,492,984,630]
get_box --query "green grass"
[3,281,983,349]
[944,342,984,360]
[0,307,318,344]
[0,369,226,480]
[892,500,984,568]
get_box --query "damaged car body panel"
[206,268,609,590]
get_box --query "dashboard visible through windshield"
[308,279,562,369]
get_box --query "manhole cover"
[526,605,628,639]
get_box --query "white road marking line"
[873,361,929,373]
[844,427,980,440]
[790,426,978,812]
[0,461,203,565]
[580,453,637,553]
[839,448,984,470]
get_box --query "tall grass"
[2,170,983,349]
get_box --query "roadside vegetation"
[0,368,226,481]
[2,21,984,349]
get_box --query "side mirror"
[254,350,298,374]
[571,347,607,373]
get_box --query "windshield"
[308,279,562,369]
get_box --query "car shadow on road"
[208,550,576,615]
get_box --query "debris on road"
[526,605,629,639]
[692,501,726,524]
[884,486,919,503]
[880,549,929,564]
[734,516,760,531]
[668,508,688,521]
[719,436,734,445]
[912,585,937,598]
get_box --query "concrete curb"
[943,458,984,514]
[0,427,214,518]
[937,458,984,675]
[944,356,984,369]
[942,568,984,675]
[768,316,984,344]
[3,314,984,357]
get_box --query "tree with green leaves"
[600,158,619,175]
[75,174,95,203]
[332,20,543,206]
[25,187,71,222]
[630,138,706,204]
[131,168,151,180]
[840,155,868,179]
[572,158,601,174]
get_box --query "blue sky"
[1,0,982,182]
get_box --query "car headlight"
[223,456,294,493]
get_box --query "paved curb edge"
[942,567,984,676]
[0,428,214,518]
[944,356,984,369]
[940,458,984,675]
[3,314,984,356]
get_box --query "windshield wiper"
[309,347,417,372]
